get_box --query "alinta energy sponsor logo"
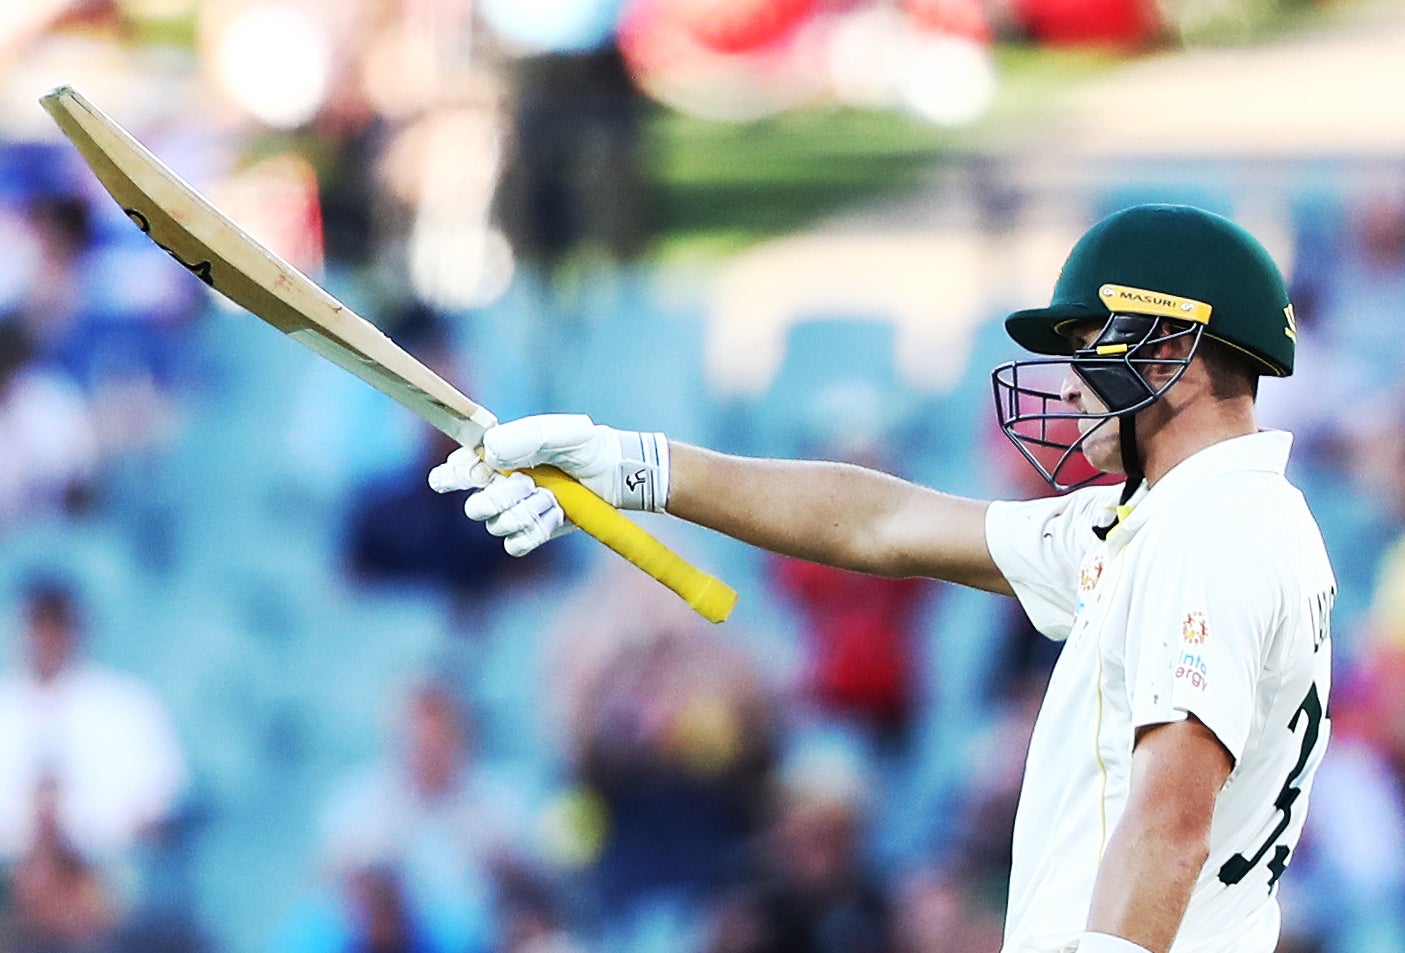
[1175,650,1209,691]
[1176,611,1211,691]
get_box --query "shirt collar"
[1101,430,1293,543]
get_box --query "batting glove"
[427,414,671,557]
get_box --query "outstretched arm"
[667,442,1009,593]
[429,415,1011,594]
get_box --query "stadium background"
[2,1,1405,951]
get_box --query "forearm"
[1085,716,1236,953]
[666,442,1009,592]
[1086,811,1207,953]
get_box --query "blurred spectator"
[6,169,189,459]
[549,570,779,952]
[1314,193,1405,415]
[277,679,533,953]
[1344,390,1405,531]
[0,578,188,864]
[341,303,523,603]
[769,420,939,747]
[1005,0,1162,48]
[858,659,1045,953]
[275,859,476,953]
[940,672,1046,923]
[0,578,197,953]
[310,91,385,272]
[0,322,98,529]
[494,867,587,953]
[343,863,440,953]
[5,185,90,363]
[1369,527,1405,645]
[496,48,650,269]
[771,557,929,743]
[2,774,118,953]
[701,747,891,953]
[1277,516,1405,952]
[347,425,523,604]
[1279,642,1405,953]
[889,871,1001,953]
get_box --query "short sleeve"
[986,487,1114,642]
[1123,517,1278,762]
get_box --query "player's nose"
[1059,368,1083,406]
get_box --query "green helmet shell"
[1005,204,1295,376]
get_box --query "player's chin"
[1080,434,1125,475]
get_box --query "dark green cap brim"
[1004,304,1105,356]
[1006,303,1291,376]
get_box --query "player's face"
[1060,322,1125,475]
[25,611,76,683]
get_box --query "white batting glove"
[427,414,671,557]
[433,464,575,557]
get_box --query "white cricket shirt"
[985,431,1334,953]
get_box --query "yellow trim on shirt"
[1095,647,1109,857]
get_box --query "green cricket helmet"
[992,204,1296,492]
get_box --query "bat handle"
[521,466,738,624]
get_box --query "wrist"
[1078,933,1152,953]
[611,428,670,513]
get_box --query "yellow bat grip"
[521,466,738,624]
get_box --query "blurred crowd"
[3,1,1403,952]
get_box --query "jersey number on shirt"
[1216,682,1326,892]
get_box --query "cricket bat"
[41,86,736,624]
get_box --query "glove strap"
[614,430,670,514]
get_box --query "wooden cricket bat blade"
[40,85,496,448]
[41,85,738,623]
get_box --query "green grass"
[641,46,1124,257]
[639,0,1373,258]
[645,107,957,251]
[1169,0,1349,48]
